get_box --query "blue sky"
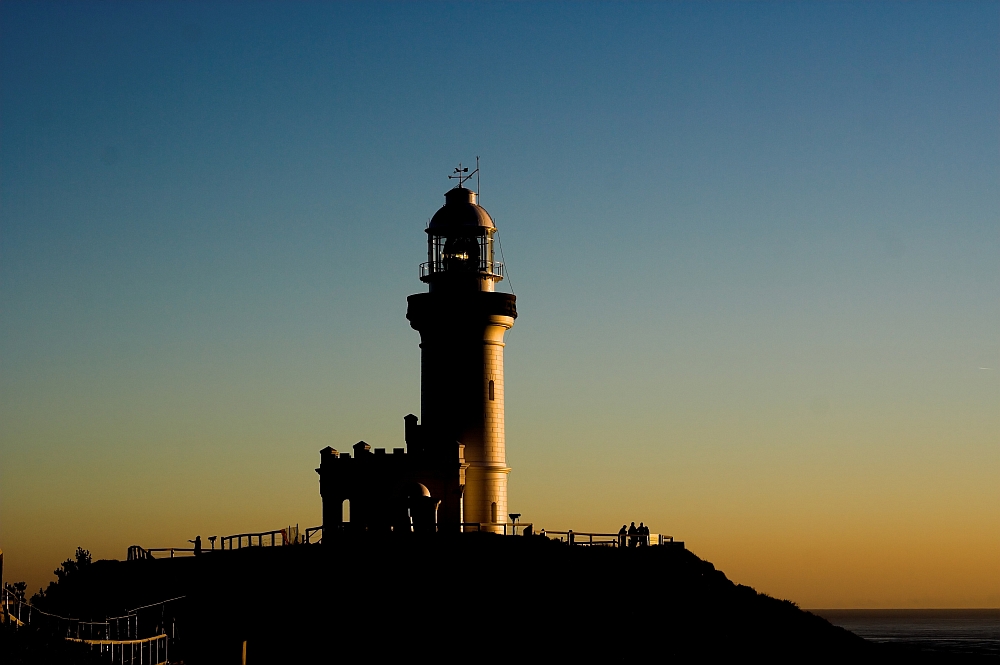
[2,2,997,606]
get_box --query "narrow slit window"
[488,380,495,401]
[491,502,498,523]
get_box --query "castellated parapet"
[317,417,468,533]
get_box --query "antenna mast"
[449,160,479,191]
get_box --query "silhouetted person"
[638,523,647,547]
[627,522,637,548]
[189,536,202,556]
[618,525,627,548]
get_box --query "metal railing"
[68,633,168,665]
[125,523,671,556]
[419,261,504,279]
[541,530,619,546]
[219,529,288,550]
[460,522,532,535]
[128,524,322,559]
[218,524,321,550]
[127,546,194,560]
[539,531,676,547]
[2,587,180,665]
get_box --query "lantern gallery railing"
[419,260,504,279]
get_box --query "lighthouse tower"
[406,178,516,531]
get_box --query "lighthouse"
[316,171,516,535]
[406,178,517,531]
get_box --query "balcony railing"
[420,261,504,280]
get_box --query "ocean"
[813,609,1000,657]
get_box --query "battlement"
[317,415,468,534]
[319,442,409,462]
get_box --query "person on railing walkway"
[618,525,627,548]
[187,536,202,556]
[638,523,648,547]
[627,522,638,548]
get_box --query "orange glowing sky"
[1,2,997,608]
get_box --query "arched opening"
[488,380,495,401]
[342,499,350,523]
[491,502,498,523]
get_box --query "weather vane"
[448,156,480,194]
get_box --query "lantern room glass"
[427,231,496,275]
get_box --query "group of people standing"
[618,522,651,548]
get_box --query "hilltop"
[13,534,879,662]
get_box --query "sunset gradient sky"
[1,2,997,608]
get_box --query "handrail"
[219,529,288,550]
[460,522,532,535]
[145,548,195,557]
[2,587,183,655]
[129,524,323,559]
[67,634,167,646]
[124,522,671,555]
[538,530,676,547]
[218,524,321,550]
[69,633,169,664]
[128,544,197,560]
[420,261,504,279]
[2,591,186,624]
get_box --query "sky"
[1,1,997,608]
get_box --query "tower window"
[491,502,498,523]
[488,380,495,401]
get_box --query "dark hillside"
[16,535,887,662]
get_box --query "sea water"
[813,609,1000,657]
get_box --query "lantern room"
[420,187,505,292]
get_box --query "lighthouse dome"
[428,187,495,230]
